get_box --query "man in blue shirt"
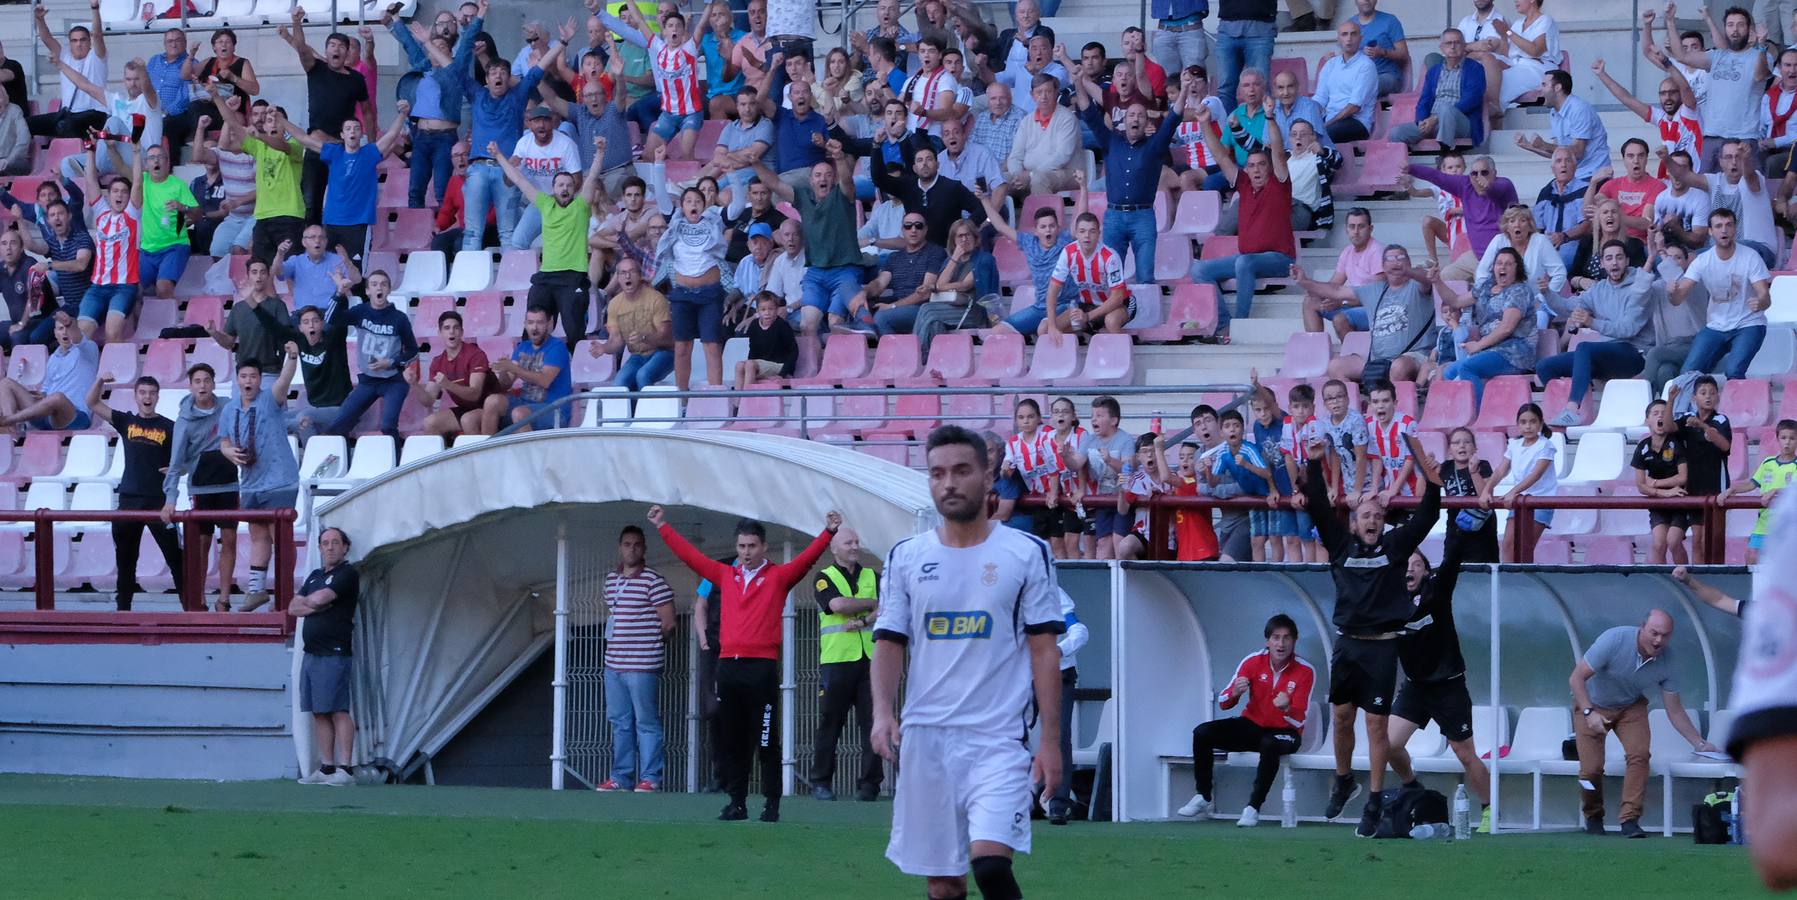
[1353,0,1411,96]
[1074,72,1188,286]
[277,224,362,317]
[284,103,412,274]
[457,5,561,251]
[759,62,829,197]
[147,29,196,162]
[386,4,478,207]
[494,306,573,430]
[1517,69,1612,183]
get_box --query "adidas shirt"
[874,526,1064,738]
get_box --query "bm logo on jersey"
[924,611,993,640]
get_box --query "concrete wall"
[0,641,295,781]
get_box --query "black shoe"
[718,802,748,821]
[811,783,836,801]
[1289,12,1321,31]
[1354,797,1383,838]
[760,801,781,823]
[1583,815,1606,835]
[1619,818,1647,838]
[1324,775,1361,819]
[855,784,880,802]
[1048,802,1071,826]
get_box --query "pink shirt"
[1335,240,1386,288]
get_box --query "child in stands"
[1116,432,1172,560]
[1669,374,1731,560]
[733,292,797,390]
[1633,398,1690,564]
[1364,379,1418,522]
[1171,439,1221,561]
[1722,418,1797,564]
[1204,409,1272,562]
[1247,384,1300,562]
[1314,378,1371,508]
[1480,402,1558,561]
[1440,426,1498,563]
[1045,396,1094,559]
[1001,397,1064,545]
[1281,383,1323,561]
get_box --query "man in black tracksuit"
[1302,434,1440,836]
[1385,528,1494,830]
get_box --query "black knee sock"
[321,764,337,774]
[971,856,1021,900]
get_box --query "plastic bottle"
[1452,784,1471,840]
[1730,788,1743,845]
[1150,410,1163,435]
[1280,766,1297,828]
[1409,823,1451,841]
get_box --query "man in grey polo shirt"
[1568,610,1716,838]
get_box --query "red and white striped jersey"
[1365,413,1417,495]
[1123,465,1165,534]
[1427,183,1467,250]
[90,202,140,286]
[1050,243,1125,309]
[650,36,703,117]
[1006,425,1063,494]
[1172,119,1222,169]
[902,67,959,134]
[1051,425,1093,494]
[1278,414,1318,461]
[1652,106,1701,177]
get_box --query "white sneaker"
[1548,405,1582,428]
[1176,794,1213,818]
[297,770,326,785]
[1236,805,1261,827]
[324,768,355,786]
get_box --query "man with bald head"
[809,525,884,802]
[1313,19,1379,143]
[1569,609,1715,837]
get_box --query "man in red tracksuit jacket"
[649,504,841,823]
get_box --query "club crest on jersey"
[924,611,993,639]
[981,562,998,586]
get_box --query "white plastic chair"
[1747,325,1796,377]
[42,435,110,483]
[452,434,489,448]
[399,435,445,466]
[393,251,448,298]
[298,435,350,482]
[632,385,680,429]
[1567,380,1653,439]
[1560,432,1626,485]
[442,251,494,294]
[1769,274,1797,324]
[63,482,117,533]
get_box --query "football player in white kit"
[871,425,1066,900]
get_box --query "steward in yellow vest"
[808,527,885,801]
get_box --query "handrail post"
[1701,501,1724,564]
[274,510,296,612]
[33,509,54,610]
[1148,496,1168,561]
[181,516,204,611]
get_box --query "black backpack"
[1374,783,1451,839]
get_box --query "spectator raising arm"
[491,142,539,204]
[375,101,412,157]
[279,6,319,71]
[88,0,106,62]
[33,6,61,60]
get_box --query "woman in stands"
[817,47,863,122]
[1567,196,1646,292]
[189,29,261,130]
[1440,426,1499,563]
[1477,0,1561,115]
[1435,245,1540,406]
[1478,402,1559,560]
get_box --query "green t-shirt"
[243,136,306,221]
[1750,456,1797,535]
[796,184,862,270]
[140,176,197,253]
[536,193,590,273]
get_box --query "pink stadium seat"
[182,295,226,330]
[1270,56,1309,95]
[462,292,506,337]
[963,332,1026,384]
[66,531,118,590]
[812,391,888,436]
[1078,333,1134,384]
[97,340,139,384]
[730,395,788,432]
[1578,536,1636,566]
[1334,141,1407,196]
[1279,332,1332,379]
[1471,376,1534,432]
[570,347,617,388]
[944,393,997,429]
[1473,430,1507,469]
[9,343,47,387]
[1377,93,1420,141]
[174,254,214,295]
[1168,189,1221,238]
[993,239,1029,288]
[363,252,402,283]
[792,334,871,386]
[854,435,912,467]
[493,250,539,293]
[1019,193,1067,227]
[134,298,182,340]
[39,138,83,176]
[1393,379,1418,419]
[1720,378,1771,430]
[889,393,941,435]
[477,337,517,366]
[384,208,435,250]
[1534,539,1573,565]
[1199,234,1237,260]
[1007,284,1036,317]
[143,339,188,385]
[680,392,732,430]
[664,160,703,185]
[188,341,230,380]
[692,119,727,158]
[1338,330,1370,361]
[1413,428,1446,463]
[846,334,922,386]
[1020,335,1080,384]
[377,174,409,210]
[1417,379,1474,431]
[1153,233,1192,282]
[914,332,975,383]
[13,432,64,479]
[412,295,458,336]
[1140,282,1219,342]
[1538,377,1590,427]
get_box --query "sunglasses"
[903,221,927,230]
[1470,169,1494,176]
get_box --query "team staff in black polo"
[86,374,184,611]
[290,526,361,787]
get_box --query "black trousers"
[809,658,882,790]
[526,270,591,349]
[1191,717,1300,809]
[301,148,327,225]
[716,657,781,805]
[1053,667,1077,805]
[28,109,106,138]
[324,224,370,274]
[114,493,184,611]
[251,216,306,268]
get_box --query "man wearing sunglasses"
[1406,154,1518,283]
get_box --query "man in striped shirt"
[1364,380,1418,509]
[78,141,141,343]
[601,3,711,161]
[1042,212,1131,344]
[597,525,676,793]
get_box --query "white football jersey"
[875,525,1063,738]
[1730,486,1797,758]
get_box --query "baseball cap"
[527,105,554,119]
[747,223,774,241]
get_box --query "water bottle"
[1452,784,1471,840]
[1409,823,1451,841]
[1280,766,1297,828]
[1729,788,1743,845]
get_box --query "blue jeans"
[627,92,662,137]
[803,265,864,313]
[614,349,674,390]
[1191,251,1293,332]
[1443,351,1525,406]
[1005,305,1049,335]
[605,668,665,786]
[873,303,920,335]
[409,127,456,208]
[461,163,519,251]
[1103,207,1159,286]
[327,375,409,439]
[511,203,543,250]
[1681,325,1768,379]
[1535,340,1645,405]
[1215,20,1276,121]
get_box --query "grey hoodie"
[163,392,238,505]
[1573,266,1655,353]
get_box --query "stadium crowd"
[0,0,1795,613]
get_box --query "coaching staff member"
[289,526,360,787]
[1302,431,1440,837]
[652,505,841,823]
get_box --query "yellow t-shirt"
[1750,456,1797,536]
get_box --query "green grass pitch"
[0,775,1768,898]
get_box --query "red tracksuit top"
[1219,649,1317,733]
[659,523,834,660]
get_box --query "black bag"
[1692,791,1734,844]
[1374,783,1450,838]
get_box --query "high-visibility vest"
[817,564,877,664]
